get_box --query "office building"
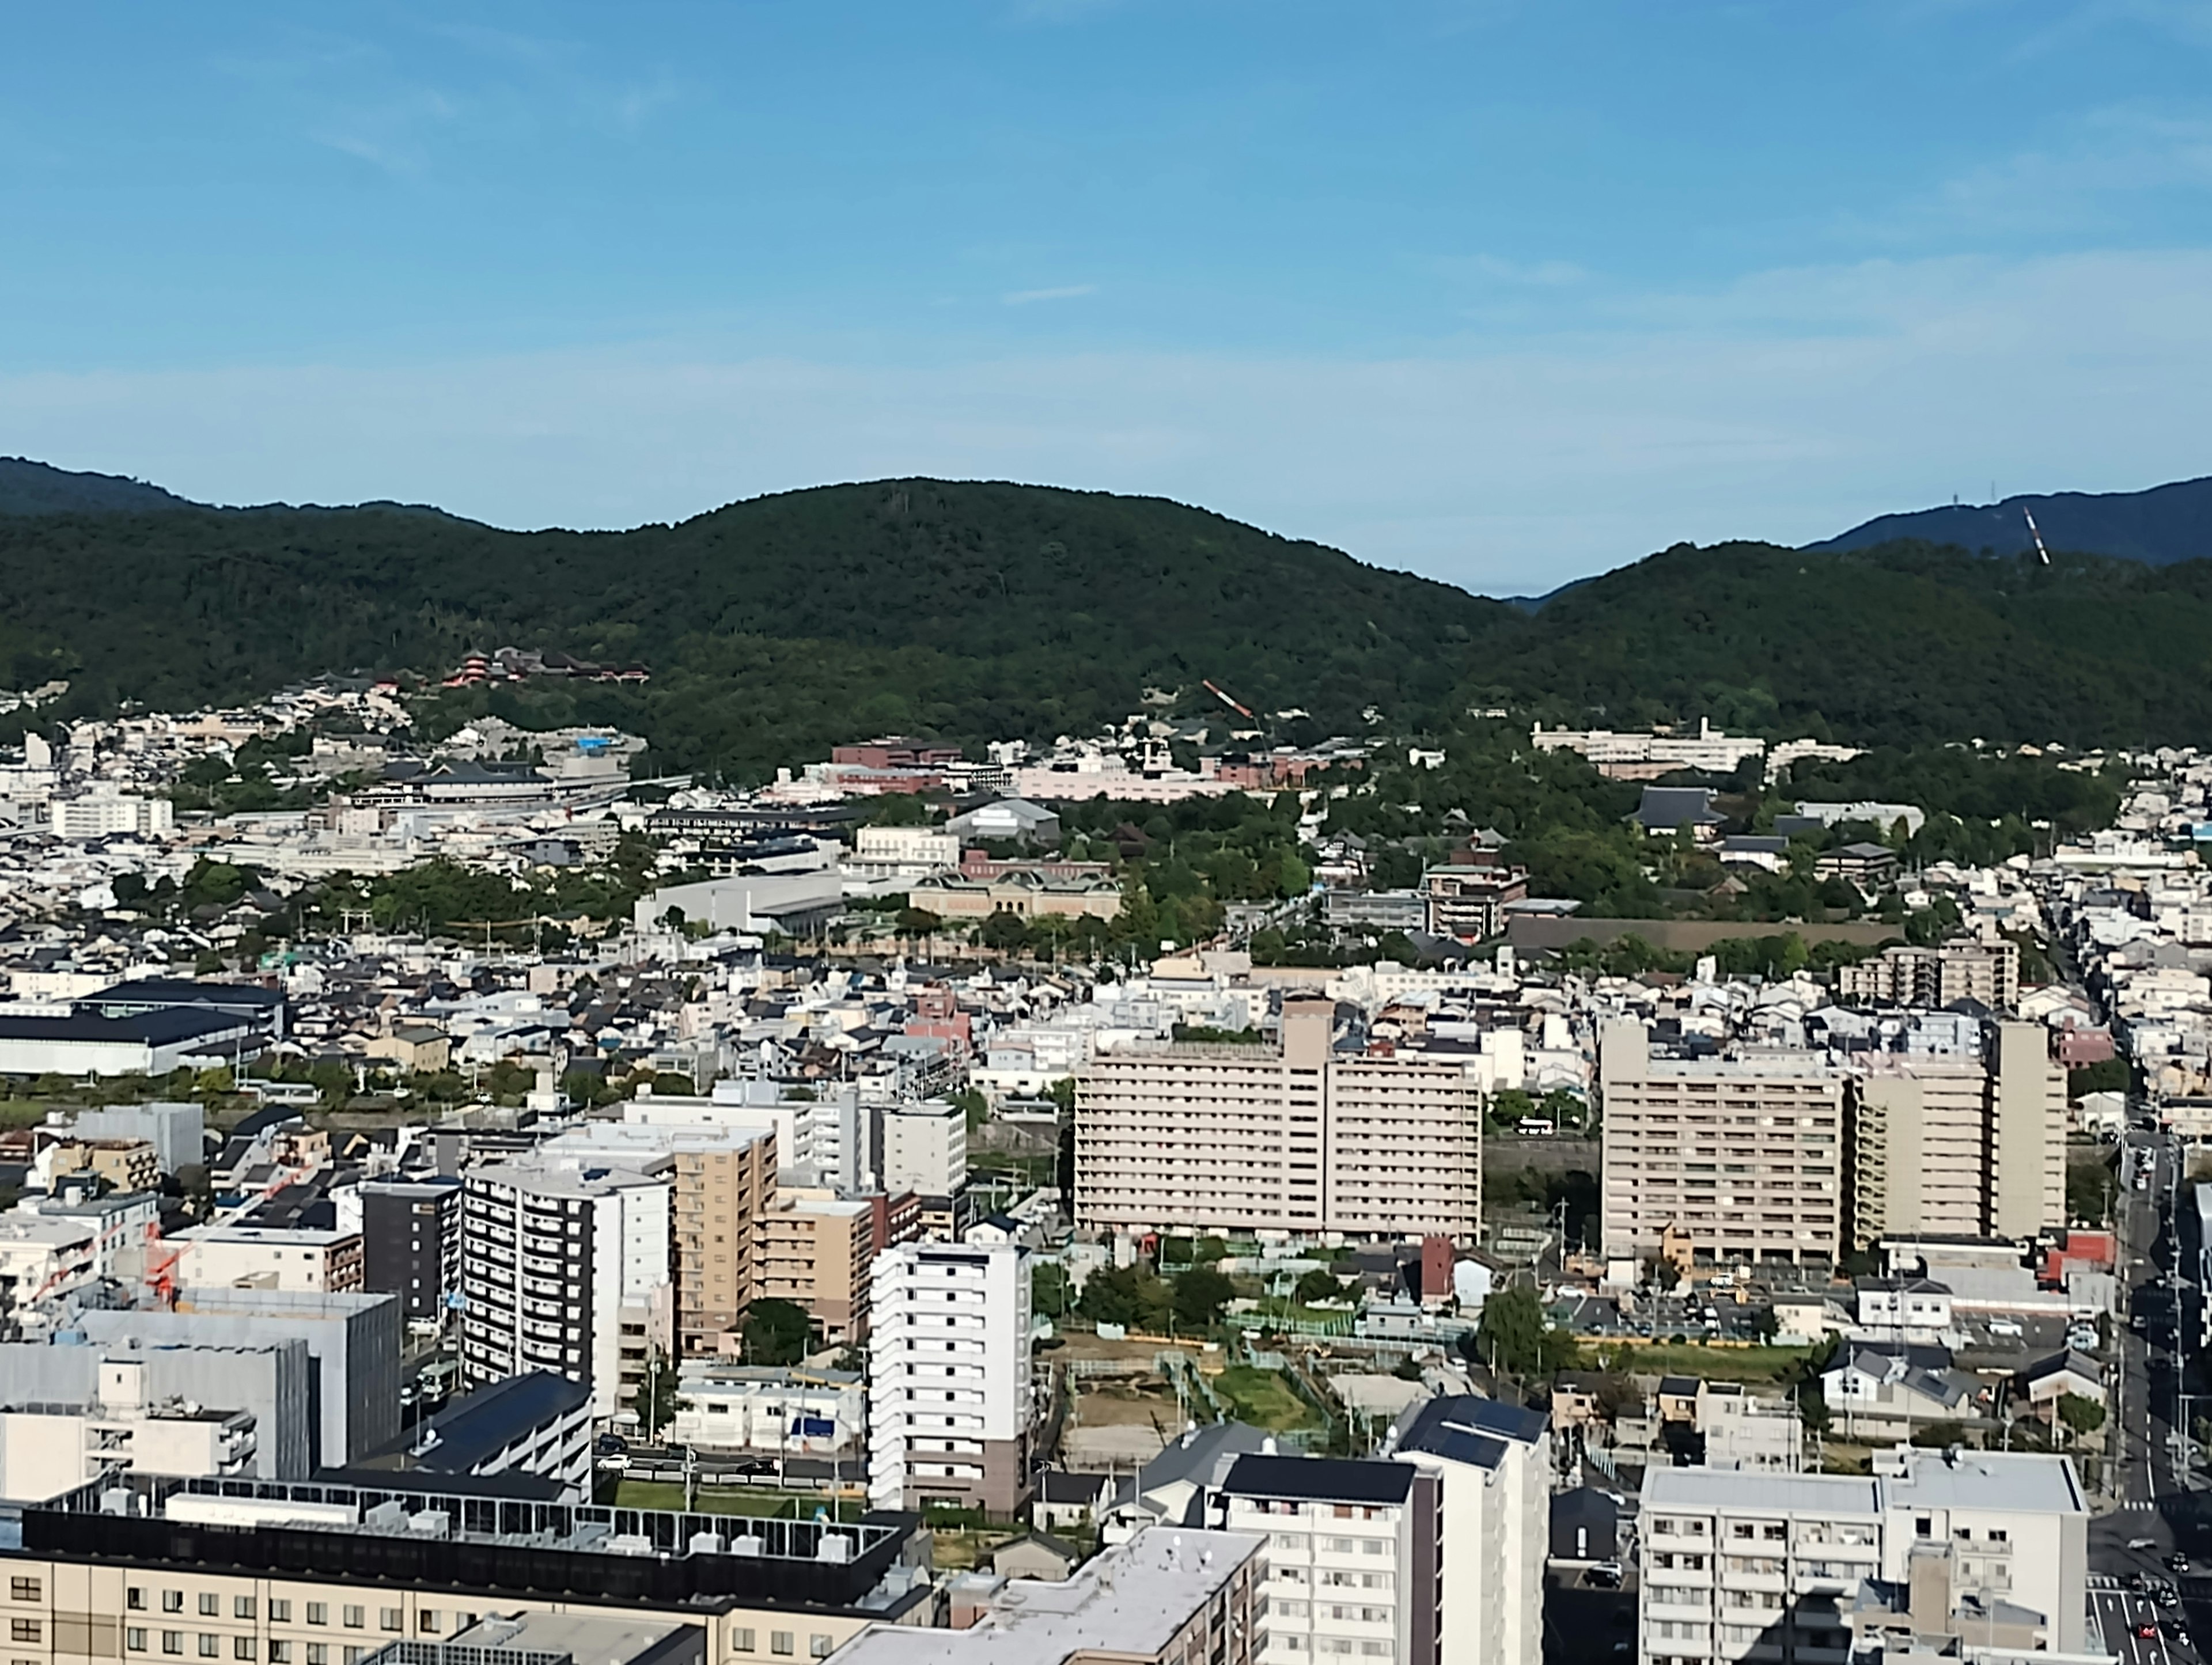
[459,1155,672,1419]
[539,1122,778,1357]
[1637,1450,2090,1665]
[866,1240,1031,1516]
[1077,998,1481,1241]
[1388,1396,1550,1665]
[359,1179,463,1326]
[1,1470,928,1665]
[826,1527,1262,1665]
[1851,1023,2066,1245]
[754,1190,875,1343]
[1599,1022,1846,1265]
[1220,1454,1431,1665]
[79,1289,398,1471]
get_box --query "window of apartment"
[9,1580,40,1605]
[378,1611,402,1635]
[162,1634,184,1656]
[270,1645,291,1664]
[234,1639,257,1660]
[1915,1518,1931,1538]
[732,1631,755,1655]
[418,1614,440,1636]
[199,1636,219,1658]
[9,1622,40,1644]
[808,1639,832,1659]
[770,1634,794,1658]
[234,1599,256,1621]
[127,1630,149,1653]
[306,1648,327,1665]
[305,1607,327,1629]
[344,1649,365,1665]
[341,1610,363,1632]
[199,1596,219,1619]
[129,1590,149,1613]
[269,1604,290,1626]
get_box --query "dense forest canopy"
[8,478,2212,775]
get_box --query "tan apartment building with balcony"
[1075,998,1480,1240]
[752,1190,874,1344]
[47,1138,160,1196]
[1851,1023,2065,1246]
[1598,1022,1849,1266]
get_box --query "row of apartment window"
[120,1634,358,1663]
[1270,1640,1392,1656]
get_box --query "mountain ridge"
[1808,475,2212,567]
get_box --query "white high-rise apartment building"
[1221,1454,1427,1665]
[1638,1451,2090,1665]
[1599,1022,1848,1264]
[1388,1397,1550,1665]
[459,1154,672,1418]
[866,1239,1031,1516]
[1077,998,1480,1239]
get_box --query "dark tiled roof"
[1221,1455,1413,1505]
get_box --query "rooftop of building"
[825,1527,1259,1665]
[1390,1394,1547,1469]
[1643,1468,1884,1515]
[1219,1454,1413,1506]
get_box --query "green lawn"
[612,1482,863,1520]
[1577,1342,1816,1383]
[1212,1365,1324,1432]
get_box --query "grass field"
[1212,1364,1324,1431]
[612,1482,863,1520]
[1573,1342,1816,1383]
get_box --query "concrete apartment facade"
[1637,1451,2090,1665]
[1221,1455,1431,1665]
[1853,1023,2066,1245]
[1836,937,2022,1013]
[540,1122,778,1357]
[1388,1396,1551,1665]
[172,1226,365,1295]
[458,1155,672,1419]
[1598,1022,1848,1265]
[1077,999,1481,1240]
[866,1240,1031,1516]
[753,1190,874,1342]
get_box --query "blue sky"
[3,1,2210,593]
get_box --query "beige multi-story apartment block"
[1075,998,1480,1240]
[1835,936,2021,1013]
[752,1189,874,1342]
[1598,1023,1849,1265]
[1853,1023,2065,1244]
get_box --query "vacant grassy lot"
[1213,1365,1324,1432]
[1574,1342,1816,1384]
[612,1482,862,1520]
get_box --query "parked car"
[1988,1319,2024,1338]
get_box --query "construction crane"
[1202,678,1255,720]
[2024,509,2051,565]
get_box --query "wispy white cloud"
[5,249,2209,595]
[1002,283,1099,305]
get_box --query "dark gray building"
[361,1177,463,1324]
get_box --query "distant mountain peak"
[1809,475,2212,567]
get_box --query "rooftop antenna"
[2024,509,2050,565]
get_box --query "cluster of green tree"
[1783,745,2123,864]
[168,730,321,816]
[1552,930,1891,981]
[0,481,1498,766]
[1469,1284,1577,1376]
[1075,1261,1237,1332]
[2069,1057,2129,1098]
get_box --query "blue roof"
[0,1008,248,1045]
[1221,1455,1412,1505]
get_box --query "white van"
[1988,1319,2024,1338]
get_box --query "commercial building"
[0,1353,259,1501]
[351,1371,593,1501]
[1836,938,2023,1014]
[62,1101,202,1174]
[0,1006,262,1078]
[1387,1396,1550,1665]
[458,1155,673,1419]
[668,1364,865,1462]
[754,1191,874,1343]
[1598,1022,1847,1265]
[866,1240,1032,1516]
[79,1289,399,1471]
[1421,852,1529,942]
[1,1470,929,1665]
[1636,1450,2091,1665]
[1077,998,1482,1241]
[1219,1454,1430,1665]
[1851,1025,2066,1245]
[359,1178,463,1326]
[171,1225,365,1295]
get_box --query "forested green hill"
[9,475,2212,775]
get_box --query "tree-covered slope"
[0,479,1511,772]
[1810,476,2212,567]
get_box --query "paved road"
[2088,1120,2205,1659]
